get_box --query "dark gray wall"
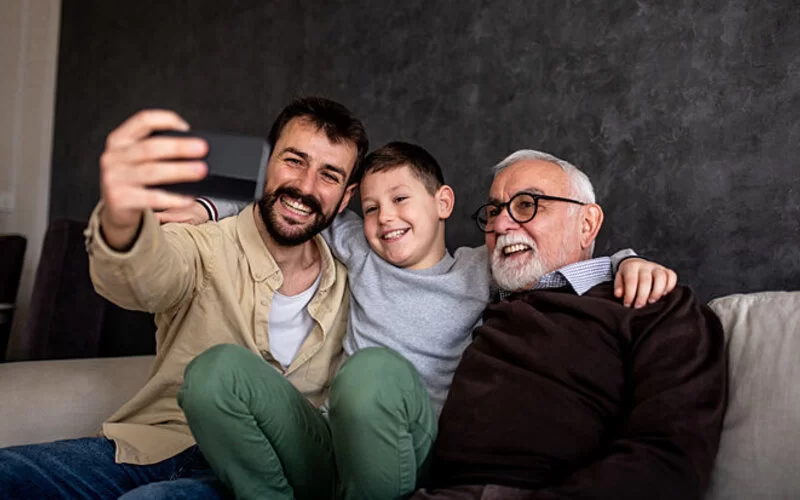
[51,0,800,302]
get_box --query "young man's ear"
[436,185,455,220]
[338,184,358,214]
[580,203,604,250]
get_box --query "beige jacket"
[84,203,350,464]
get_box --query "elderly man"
[414,150,727,500]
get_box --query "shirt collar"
[236,204,338,294]
[498,256,613,299]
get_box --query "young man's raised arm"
[89,109,213,313]
[87,205,209,313]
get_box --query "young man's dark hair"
[361,141,446,195]
[267,97,369,184]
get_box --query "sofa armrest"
[0,355,154,447]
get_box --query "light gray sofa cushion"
[706,291,800,500]
[0,355,154,447]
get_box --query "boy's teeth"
[383,229,407,240]
[503,243,530,255]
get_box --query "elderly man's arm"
[527,288,727,500]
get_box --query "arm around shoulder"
[321,208,371,265]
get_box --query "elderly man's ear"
[580,204,604,251]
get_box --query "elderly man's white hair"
[492,150,596,205]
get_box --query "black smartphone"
[150,130,270,201]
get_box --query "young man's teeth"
[383,229,407,240]
[283,198,311,214]
[503,243,530,255]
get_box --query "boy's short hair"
[361,142,445,195]
[267,97,369,185]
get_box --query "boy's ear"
[436,185,455,220]
[338,184,358,214]
[580,203,604,250]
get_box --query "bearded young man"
[414,150,727,500]
[0,97,368,499]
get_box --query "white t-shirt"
[268,273,321,369]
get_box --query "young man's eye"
[322,172,342,183]
[285,157,301,165]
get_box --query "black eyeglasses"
[472,192,586,233]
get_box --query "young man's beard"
[258,186,337,246]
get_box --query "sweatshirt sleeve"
[198,196,249,221]
[85,203,209,313]
[320,209,371,267]
[609,248,637,274]
[523,288,727,500]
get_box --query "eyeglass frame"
[471,191,587,233]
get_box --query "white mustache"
[494,233,537,255]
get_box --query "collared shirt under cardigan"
[84,203,350,465]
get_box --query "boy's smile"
[360,165,453,270]
[381,228,409,240]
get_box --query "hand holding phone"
[150,130,270,201]
[98,110,209,249]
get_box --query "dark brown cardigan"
[432,283,727,500]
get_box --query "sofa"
[0,290,798,498]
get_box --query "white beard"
[490,232,552,292]
[491,227,579,292]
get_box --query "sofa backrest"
[706,291,800,499]
[21,218,156,360]
[0,234,27,360]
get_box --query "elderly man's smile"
[502,243,532,256]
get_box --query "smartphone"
[150,130,270,201]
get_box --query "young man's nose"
[295,170,317,195]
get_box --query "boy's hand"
[155,201,210,225]
[614,258,678,308]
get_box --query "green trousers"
[179,345,437,500]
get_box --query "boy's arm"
[154,197,248,224]
[609,248,637,273]
[321,209,371,266]
[87,203,207,313]
[613,250,678,308]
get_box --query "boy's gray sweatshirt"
[324,211,490,414]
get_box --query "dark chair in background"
[0,235,27,361]
[21,218,155,361]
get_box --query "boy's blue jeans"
[0,436,228,499]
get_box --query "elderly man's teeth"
[503,243,530,255]
[283,198,312,214]
[383,229,407,240]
